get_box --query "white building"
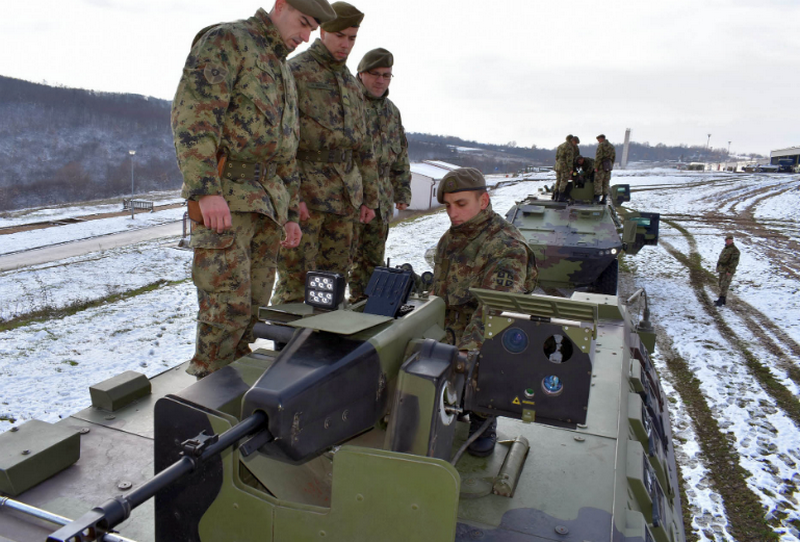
[408,161,461,211]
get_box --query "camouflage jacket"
[576,157,595,182]
[361,83,411,221]
[433,206,538,352]
[716,244,740,275]
[595,140,616,171]
[172,9,300,224]
[556,141,575,172]
[290,39,379,215]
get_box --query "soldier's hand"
[360,205,376,224]
[198,195,232,233]
[281,221,302,248]
[299,201,310,222]
[396,202,408,211]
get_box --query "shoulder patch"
[493,268,516,288]
[204,64,228,85]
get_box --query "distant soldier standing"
[594,134,616,204]
[715,234,740,306]
[272,1,379,304]
[172,0,336,377]
[554,134,575,202]
[348,48,411,301]
[433,168,538,456]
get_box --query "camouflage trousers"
[272,207,358,305]
[555,169,571,192]
[594,170,612,196]
[718,271,734,296]
[188,212,281,377]
[349,209,390,301]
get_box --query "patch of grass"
[0,279,189,332]
[62,360,79,366]
[0,415,17,423]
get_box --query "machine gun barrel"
[46,411,268,542]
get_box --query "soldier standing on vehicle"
[715,234,740,306]
[554,134,575,202]
[272,1,379,305]
[172,0,336,378]
[594,134,616,204]
[348,48,411,302]
[432,168,538,457]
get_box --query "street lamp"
[129,150,136,219]
[728,141,731,155]
[706,134,711,149]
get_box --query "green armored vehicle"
[505,178,660,295]
[0,268,684,542]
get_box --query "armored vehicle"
[0,267,684,542]
[505,178,660,295]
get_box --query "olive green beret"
[566,134,573,141]
[321,2,364,32]
[726,234,734,240]
[596,134,606,139]
[437,168,486,204]
[358,48,393,73]
[286,0,337,23]
[573,136,580,144]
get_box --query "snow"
[1,170,799,540]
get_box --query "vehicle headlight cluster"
[305,271,345,309]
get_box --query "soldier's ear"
[479,192,490,210]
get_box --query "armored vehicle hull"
[1,272,684,542]
[505,181,660,295]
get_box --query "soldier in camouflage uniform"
[172,0,336,377]
[554,134,576,201]
[348,48,412,301]
[715,234,740,306]
[272,1,379,305]
[433,168,538,456]
[594,134,616,203]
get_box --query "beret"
[358,48,393,73]
[437,167,486,204]
[286,0,336,23]
[321,1,364,32]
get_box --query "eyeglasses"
[366,71,393,80]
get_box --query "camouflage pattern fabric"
[273,38,379,304]
[349,82,411,300]
[171,10,301,376]
[188,213,282,376]
[432,205,538,352]
[716,243,740,296]
[594,140,616,197]
[555,141,575,192]
[272,206,358,304]
[172,9,300,223]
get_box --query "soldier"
[554,134,575,202]
[575,155,595,187]
[432,168,538,456]
[348,48,412,302]
[571,135,581,159]
[172,0,336,378]
[715,234,740,306]
[594,134,616,204]
[272,1,379,305]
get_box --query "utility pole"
[706,134,711,149]
[129,150,136,219]
[728,141,731,155]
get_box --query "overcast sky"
[3,0,799,155]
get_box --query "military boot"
[467,414,497,457]
[714,296,726,307]
[593,195,602,204]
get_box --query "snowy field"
[1,169,799,541]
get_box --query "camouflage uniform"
[594,139,616,197]
[433,205,538,352]
[272,39,379,304]
[555,139,575,193]
[716,241,740,297]
[172,10,300,376]
[348,83,411,300]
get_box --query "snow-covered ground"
[1,169,799,540]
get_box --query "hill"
[0,76,761,211]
